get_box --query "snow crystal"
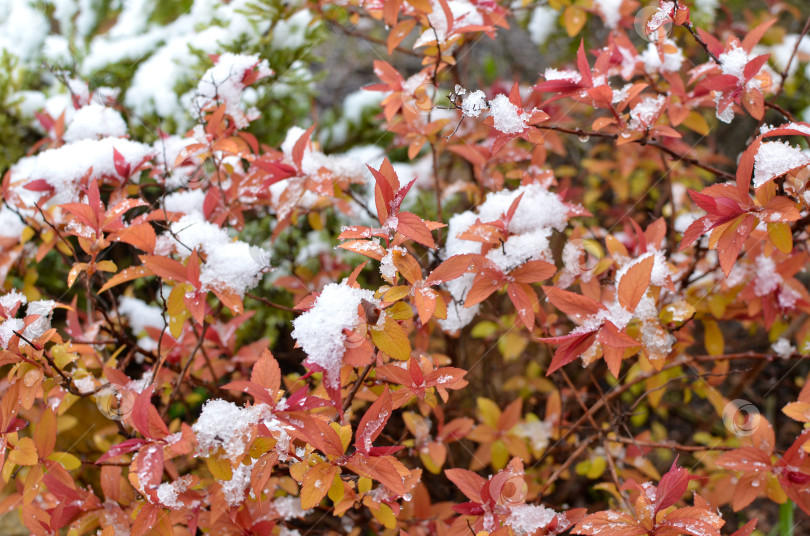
[0,318,23,348]
[772,338,796,359]
[118,297,166,336]
[64,104,128,142]
[752,141,810,188]
[291,283,377,387]
[190,53,273,128]
[192,399,265,459]
[489,94,528,134]
[594,0,624,29]
[507,504,564,536]
[528,7,557,46]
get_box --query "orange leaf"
[355,387,392,454]
[140,255,188,282]
[112,223,156,253]
[542,286,605,317]
[425,254,477,286]
[388,19,416,54]
[391,250,422,284]
[617,255,654,311]
[397,211,435,248]
[252,349,281,395]
[34,409,56,459]
[339,240,386,261]
[301,462,339,509]
[510,260,556,284]
[98,265,152,293]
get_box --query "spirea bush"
[1,0,810,535]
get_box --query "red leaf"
[510,260,556,284]
[113,147,131,178]
[96,438,151,464]
[292,124,316,171]
[355,386,393,454]
[546,331,597,375]
[656,460,691,513]
[139,255,188,283]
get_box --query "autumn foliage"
[2,0,810,535]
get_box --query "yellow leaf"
[768,222,793,253]
[491,439,509,470]
[563,6,586,36]
[8,437,38,466]
[330,422,352,453]
[783,402,810,422]
[358,476,372,494]
[47,451,81,470]
[476,397,501,428]
[586,456,607,479]
[370,315,411,361]
[682,111,710,135]
[382,285,410,303]
[386,301,413,320]
[67,263,88,288]
[371,502,398,529]
[96,260,117,273]
[301,462,338,509]
[205,455,233,480]
[327,471,345,503]
[703,319,724,356]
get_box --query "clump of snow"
[0,290,27,316]
[629,95,666,130]
[23,300,56,341]
[63,104,128,142]
[73,375,97,395]
[507,504,568,535]
[190,53,273,128]
[272,495,312,519]
[719,43,749,81]
[489,94,529,134]
[127,370,155,394]
[192,399,265,459]
[752,141,810,188]
[413,0,483,47]
[157,474,194,509]
[118,297,165,336]
[163,190,206,214]
[221,461,254,506]
[439,183,572,332]
[528,6,557,46]
[291,283,377,387]
[594,0,624,30]
[8,137,154,207]
[641,40,684,73]
[456,87,488,118]
[0,318,23,348]
[543,68,582,83]
[0,0,50,61]
[514,420,552,452]
[772,338,796,359]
